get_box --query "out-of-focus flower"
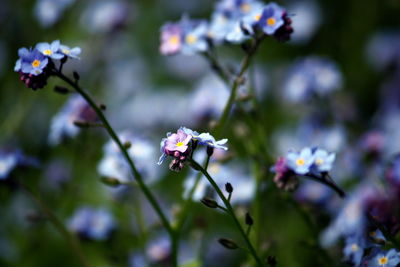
[343,235,366,266]
[98,132,162,185]
[35,40,64,60]
[368,249,400,267]
[160,16,209,56]
[48,95,97,146]
[184,160,255,204]
[34,0,75,28]
[68,206,115,241]
[0,150,19,180]
[286,147,315,175]
[288,0,321,44]
[59,44,81,59]
[366,31,400,71]
[320,184,377,247]
[0,149,39,180]
[80,0,131,34]
[283,57,343,102]
[43,159,71,190]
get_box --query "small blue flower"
[343,235,366,266]
[258,2,285,35]
[312,148,336,172]
[17,48,49,76]
[181,127,228,150]
[68,206,115,241]
[286,147,314,175]
[35,40,64,59]
[369,249,400,267]
[180,17,209,55]
[59,44,81,59]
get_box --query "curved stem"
[18,182,90,267]
[213,37,265,138]
[303,173,346,198]
[189,159,264,266]
[54,72,177,266]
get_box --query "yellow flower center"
[31,59,41,68]
[267,17,276,26]
[169,35,180,45]
[254,14,262,21]
[296,158,305,166]
[176,142,184,147]
[378,256,388,265]
[185,34,197,44]
[351,244,358,252]
[43,49,53,55]
[370,231,377,237]
[315,158,324,165]
[240,3,251,13]
[62,49,70,54]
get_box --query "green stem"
[213,37,264,138]
[19,182,90,267]
[189,159,264,266]
[54,72,177,267]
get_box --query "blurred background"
[0,0,400,266]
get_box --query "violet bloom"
[35,40,64,59]
[258,2,285,35]
[160,23,182,55]
[16,48,49,76]
[158,128,192,165]
[182,127,228,150]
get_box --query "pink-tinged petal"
[175,145,188,153]
[182,135,192,145]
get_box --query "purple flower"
[158,128,192,167]
[17,48,49,76]
[160,23,182,55]
[258,2,285,35]
[343,235,366,266]
[35,40,64,59]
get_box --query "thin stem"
[18,182,90,267]
[303,173,346,198]
[190,159,264,266]
[54,71,177,266]
[213,37,265,138]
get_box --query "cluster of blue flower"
[159,0,293,56]
[14,40,80,90]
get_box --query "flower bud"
[201,197,218,209]
[73,71,80,81]
[54,85,70,94]
[225,183,233,193]
[218,238,238,250]
[207,146,214,157]
[245,212,254,226]
[100,176,121,187]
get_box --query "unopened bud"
[100,177,121,187]
[245,212,254,226]
[123,141,132,149]
[207,146,214,157]
[54,85,70,94]
[225,183,233,193]
[201,197,218,209]
[218,238,238,250]
[99,104,107,110]
[73,71,80,81]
